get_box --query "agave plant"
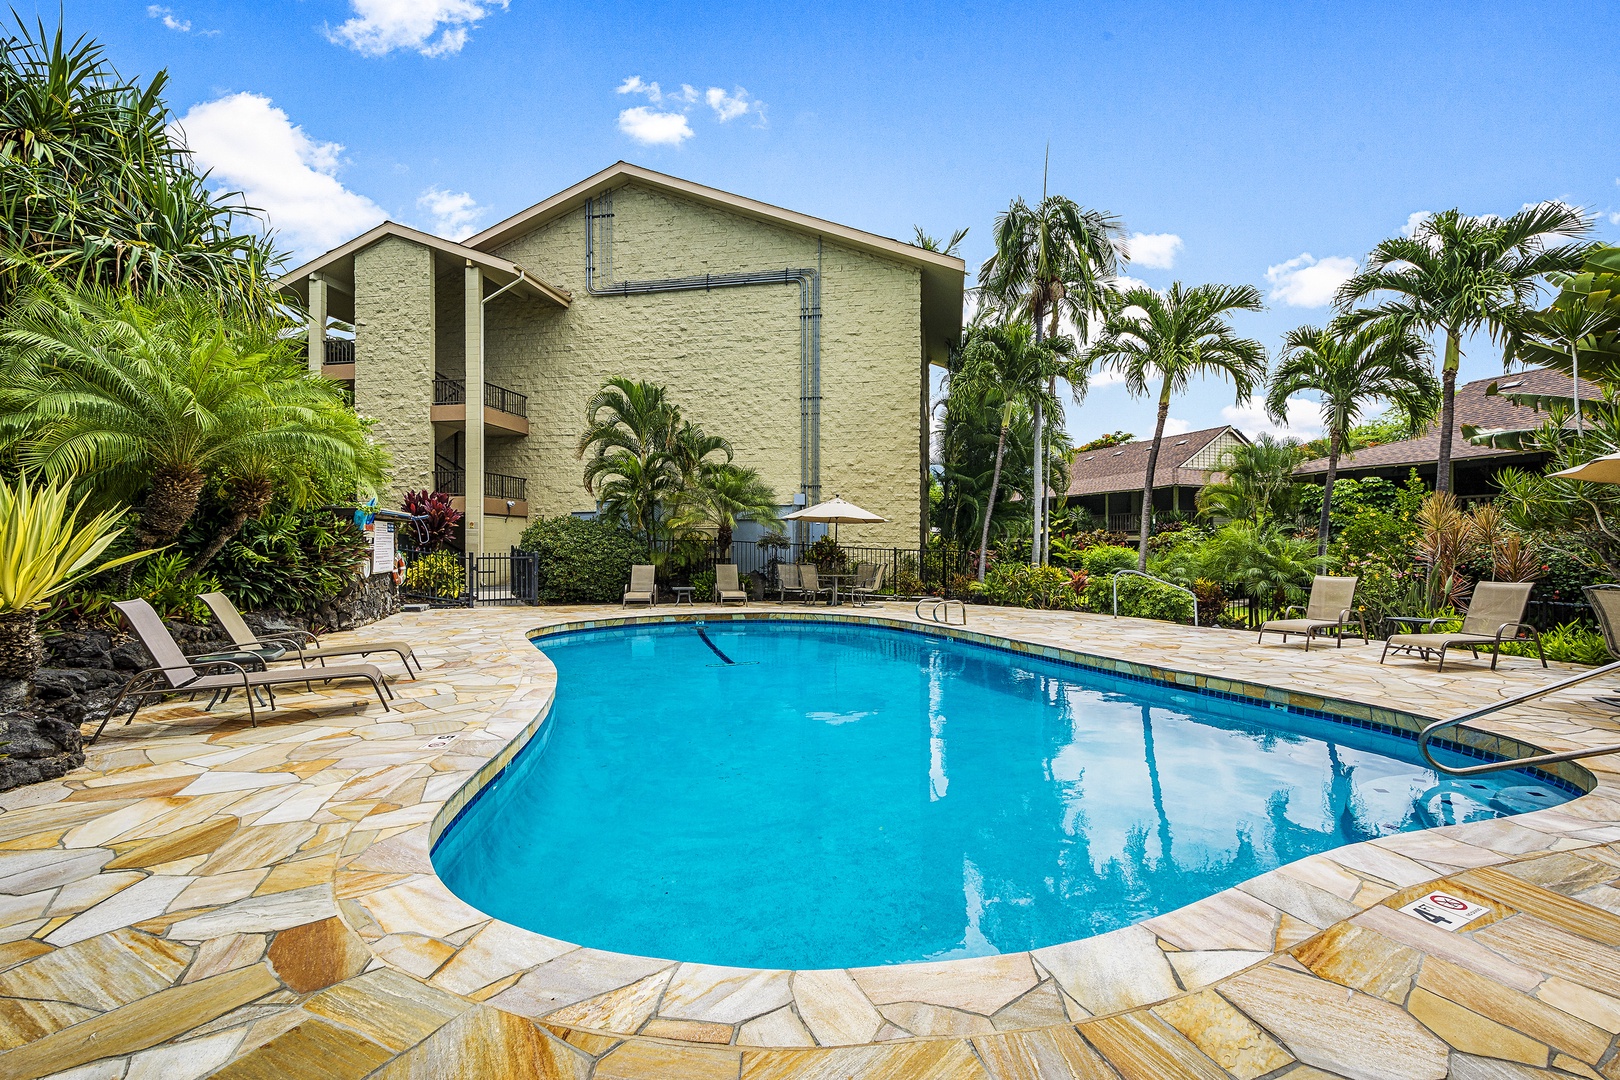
[0,475,149,684]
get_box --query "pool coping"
[7,603,1620,1078]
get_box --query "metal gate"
[466,549,540,606]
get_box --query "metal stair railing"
[916,598,967,626]
[1111,569,1198,626]
[1418,658,1620,776]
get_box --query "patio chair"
[850,563,886,607]
[1380,581,1546,672]
[1583,585,1620,708]
[1255,575,1367,650]
[200,592,419,678]
[799,565,833,605]
[777,563,804,603]
[94,599,393,742]
[715,563,748,605]
[624,564,656,607]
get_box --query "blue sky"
[62,0,1620,445]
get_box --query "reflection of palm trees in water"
[1141,704,1173,866]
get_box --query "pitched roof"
[1295,367,1600,475]
[274,221,573,309]
[1065,426,1243,496]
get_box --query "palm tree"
[1504,247,1620,435]
[0,281,379,554]
[1086,282,1267,569]
[1336,204,1592,493]
[578,377,680,539]
[672,464,782,556]
[978,193,1123,565]
[1266,320,1438,553]
[1195,436,1309,527]
[952,321,1078,581]
[913,226,969,256]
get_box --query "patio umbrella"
[1550,453,1620,484]
[782,495,887,542]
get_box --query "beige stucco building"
[278,163,965,554]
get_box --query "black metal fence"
[649,539,932,598]
[431,376,529,418]
[323,338,354,365]
[401,548,541,607]
[429,466,527,503]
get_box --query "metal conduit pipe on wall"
[585,191,824,504]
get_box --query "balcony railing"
[432,376,529,418]
[323,338,354,365]
[432,466,527,502]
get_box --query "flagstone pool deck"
[5,605,1620,1078]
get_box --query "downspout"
[586,190,824,503]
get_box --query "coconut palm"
[1336,204,1592,493]
[1086,282,1268,569]
[0,281,380,554]
[913,226,969,256]
[1266,320,1438,553]
[952,321,1080,581]
[978,193,1123,565]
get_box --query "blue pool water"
[433,621,1575,969]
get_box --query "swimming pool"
[433,620,1574,970]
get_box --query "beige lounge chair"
[851,562,886,607]
[715,563,748,605]
[200,592,419,678]
[1256,575,1367,650]
[799,565,833,605]
[1583,585,1620,706]
[777,562,803,603]
[624,564,656,607]
[1380,581,1546,672]
[95,598,393,741]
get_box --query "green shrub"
[1499,620,1612,666]
[692,569,717,601]
[1081,574,1195,623]
[1080,544,1136,578]
[975,563,1081,610]
[403,551,465,599]
[519,516,650,604]
[52,551,219,626]
[805,535,849,572]
[208,510,369,616]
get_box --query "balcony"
[434,465,528,517]
[321,338,355,382]
[430,376,530,436]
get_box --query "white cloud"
[147,5,190,31]
[326,0,508,57]
[1124,232,1182,270]
[617,106,694,146]
[1402,211,1433,238]
[417,186,483,240]
[1264,253,1356,308]
[1222,395,1325,439]
[1162,417,1192,437]
[176,93,386,259]
[706,86,757,122]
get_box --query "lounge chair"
[94,599,392,741]
[799,565,833,605]
[715,563,748,605]
[1380,581,1546,672]
[1255,575,1367,650]
[777,563,804,603]
[851,562,886,607]
[624,564,656,607]
[200,592,419,678]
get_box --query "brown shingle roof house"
[1294,367,1597,496]
[1064,426,1249,524]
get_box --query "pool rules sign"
[1398,890,1491,931]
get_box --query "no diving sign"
[1398,890,1491,931]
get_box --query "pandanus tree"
[978,194,1123,564]
[1336,203,1592,493]
[1085,282,1267,569]
[1266,320,1438,553]
[0,279,382,559]
[952,320,1082,581]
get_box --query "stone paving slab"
[1,603,1620,1076]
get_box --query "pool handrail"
[1111,569,1198,627]
[916,598,967,626]
[1417,657,1620,776]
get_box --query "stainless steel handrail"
[1418,658,1620,776]
[1111,569,1198,626]
[915,598,966,626]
